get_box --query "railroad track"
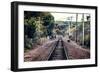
[47,38,69,60]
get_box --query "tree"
[24,17,37,38]
[42,13,55,37]
[24,11,55,50]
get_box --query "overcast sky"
[51,12,90,22]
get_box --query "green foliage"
[42,14,54,26]
[84,34,90,48]
[42,13,55,37]
[24,11,55,50]
[24,36,33,49]
[24,17,37,38]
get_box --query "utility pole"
[82,13,84,47]
[75,13,78,42]
[68,17,70,37]
[68,16,73,37]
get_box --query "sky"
[51,12,90,22]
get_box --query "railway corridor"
[48,39,67,60]
[24,38,90,62]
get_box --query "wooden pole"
[75,13,78,42]
[82,13,84,46]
